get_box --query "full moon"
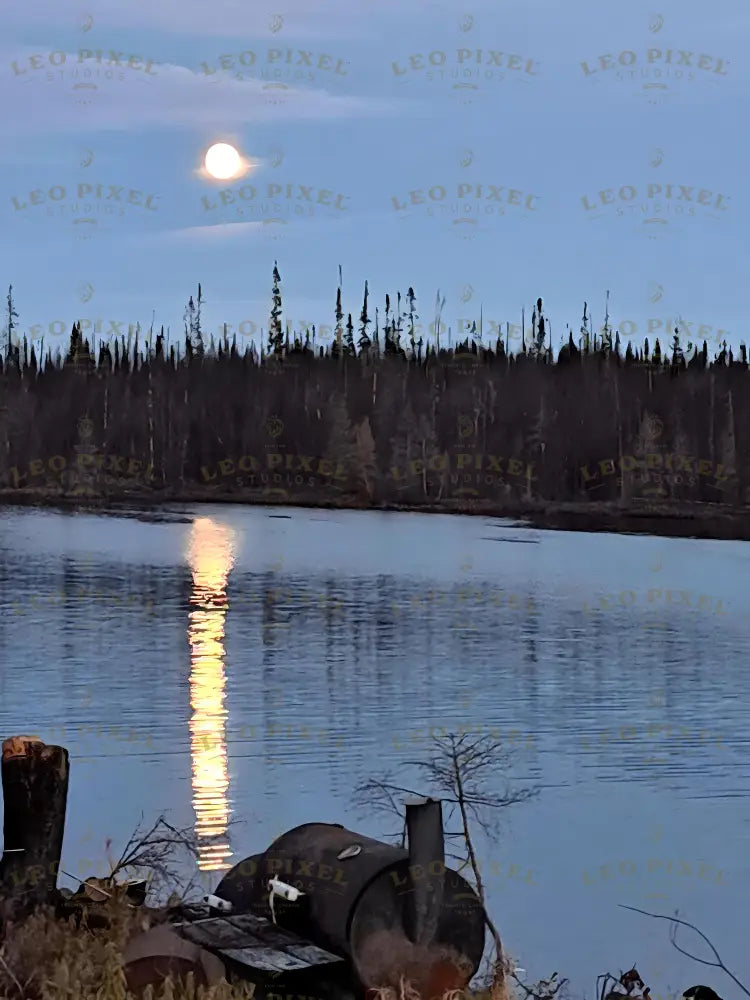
[204,143,241,180]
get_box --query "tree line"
[0,265,747,510]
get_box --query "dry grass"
[370,956,541,1000]
[0,902,254,1000]
[0,901,557,1000]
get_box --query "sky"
[1,0,748,357]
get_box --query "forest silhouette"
[0,267,746,527]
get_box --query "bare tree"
[352,733,566,1000]
[352,731,542,994]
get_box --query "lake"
[0,503,748,999]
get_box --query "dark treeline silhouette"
[0,266,748,514]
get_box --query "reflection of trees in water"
[0,552,168,674]
[257,573,353,785]
[220,571,733,793]
[249,572,540,754]
[566,605,729,779]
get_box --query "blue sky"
[1,0,748,357]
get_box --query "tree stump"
[0,735,70,920]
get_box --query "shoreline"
[2,487,750,541]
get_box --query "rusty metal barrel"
[215,806,486,999]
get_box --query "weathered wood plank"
[284,944,344,965]
[179,918,294,949]
[219,947,324,973]
[174,914,344,973]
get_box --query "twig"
[0,951,25,998]
[620,905,750,998]
[511,966,567,1000]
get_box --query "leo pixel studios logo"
[391,147,540,241]
[580,147,730,240]
[598,281,732,350]
[198,13,350,106]
[200,145,349,242]
[391,13,540,105]
[580,13,728,105]
[9,13,158,107]
[9,147,161,243]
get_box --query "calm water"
[1,503,749,998]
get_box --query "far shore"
[2,486,750,542]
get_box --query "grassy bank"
[0,901,513,1000]
[0,902,676,1000]
[0,903,253,1000]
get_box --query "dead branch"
[619,905,750,999]
[510,967,568,1000]
[353,733,537,847]
[105,812,214,901]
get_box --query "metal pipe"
[404,797,445,946]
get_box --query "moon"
[649,13,664,32]
[204,142,242,180]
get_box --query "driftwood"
[0,735,69,921]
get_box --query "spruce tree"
[5,285,18,363]
[358,280,371,351]
[671,328,684,366]
[533,296,546,355]
[334,286,344,358]
[604,290,612,353]
[384,293,394,354]
[407,287,417,353]
[344,313,355,355]
[269,261,283,355]
[579,301,591,353]
[195,283,204,356]
[183,286,204,358]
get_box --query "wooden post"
[0,735,69,920]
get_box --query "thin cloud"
[0,53,393,135]
[150,220,268,243]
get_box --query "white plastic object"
[267,876,304,902]
[203,893,232,912]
